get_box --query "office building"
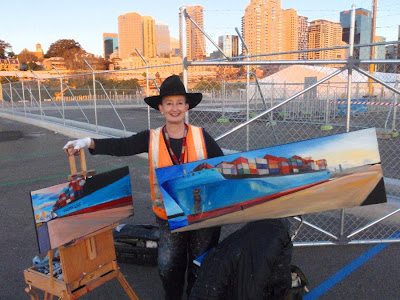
[103,33,119,59]
[179,6,206,60]
[308,19,346,60]
[340,8,372,59]
[156,23,171,58]
[118,12,143,59]
[218,35,239,58]
[143,16,157,58]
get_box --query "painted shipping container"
[258,169,270,175]
[255,158,268,164]
[257,163,269,169]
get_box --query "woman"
[63,75,223,300]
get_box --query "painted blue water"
[163,169,331,216]
[55,175,132,217]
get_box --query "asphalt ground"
[1,117,400,299]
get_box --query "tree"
[0,40,12,58]
[18,49,39,64]
[46,39,82,58]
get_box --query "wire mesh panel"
[1,59,399,245]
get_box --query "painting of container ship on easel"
[30,166,133,253]
[155,128,386,232]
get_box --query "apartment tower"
[118,12,143,59]
[142,16,157,58]
[179,6,206,60]
[308,20,346,60]
[156,23,171,58]
[282,9,299,60]
[298,16,309,59]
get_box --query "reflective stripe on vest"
[149,125,208,219]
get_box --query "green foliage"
[18,49,39,64]
[27,62,40,71]
[0,40,12,58]
[46,39,82,58]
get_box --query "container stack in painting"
[204,154,327,178]
[215,162,237,175]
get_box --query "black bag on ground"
[113,224,159,266]
[284,265,309,300]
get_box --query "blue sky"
[1,0,399,57]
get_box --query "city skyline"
[1,0,399,57]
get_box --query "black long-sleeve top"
[90,129,224,162]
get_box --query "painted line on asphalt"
[304,231,400,299]
[0,151,59,160]
[0,163,147,187]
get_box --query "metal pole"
[341,4,356,239]
[325,81,330,125]
[31,71,43,119]
[4,77,14,114]
[393,79,398,131]
[184,9,229,60]
[1,83,3,112]
[15,74,26,116]
[181,6,190,124]
[235,27,251,151]
[347,208,400,239]
[84,59,98,132]
[52,65,65,126]
[346,5,356,133]
[135,48,151,129]
[368,0,378,95]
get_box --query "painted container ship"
[161,154,331,227]
[51,166,133,218]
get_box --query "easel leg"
[116,271,139,300]
[44,292,54,300]
[25,286,39,300]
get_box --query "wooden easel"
[24,150,139,300]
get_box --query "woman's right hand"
[63,137,92,156]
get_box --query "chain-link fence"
[1,45,400,246]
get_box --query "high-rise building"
[142,16,156,58]
[179,6,206,60]
[308,19,346,60]
[340,8,372,59]
[156,23,171,58]
[170,37,180,57]
[375,36,386,59]
[282,9,299,60]
[242,0,283,59]
[218,35,239,58]
[103,33,119,59]
[118,12,143,59]
[298,16,309,59]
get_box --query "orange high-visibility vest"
[148,124,208,219]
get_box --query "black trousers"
[157,220,221,300]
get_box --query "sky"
[1,0,399,57]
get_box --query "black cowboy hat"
[144,75,202,110]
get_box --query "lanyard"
[163,124,189,165]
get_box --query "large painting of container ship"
[156,128,386,232]
[30,166,133,253]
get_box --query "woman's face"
[158,95,189,125]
